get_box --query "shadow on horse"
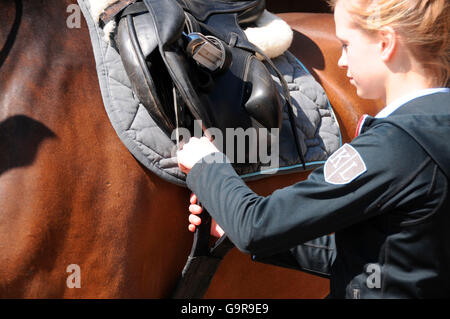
[0,0,382,298]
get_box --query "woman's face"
[334,1,387,100]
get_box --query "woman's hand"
[188,193,225,238]
[177,136,220,174]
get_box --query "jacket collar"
[375,88,449,119]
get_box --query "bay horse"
[0,0,383,298]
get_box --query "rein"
[0,0,22,70]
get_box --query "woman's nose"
[338,50,347,69]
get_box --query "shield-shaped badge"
[324,144,367,185]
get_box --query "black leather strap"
[171,207,235,299]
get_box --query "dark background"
[266,0,331,13]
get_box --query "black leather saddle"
[112,0,302,164]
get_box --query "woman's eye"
[342,44,348,50]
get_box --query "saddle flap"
[116,3,178,133]
[244,57,283,129]
[130,11,158,56]
[143,0,185,49]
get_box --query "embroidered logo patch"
[324,144,367,185]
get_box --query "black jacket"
[186,92,450,298]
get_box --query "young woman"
[177,0,449,298]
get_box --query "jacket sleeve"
[252,234,336,278]
[186,124,424,258]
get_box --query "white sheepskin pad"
[244,10,293,59]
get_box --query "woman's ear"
[378,26,397,62]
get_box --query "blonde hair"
[328,0,450,87]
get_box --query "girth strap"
[171,208,235,299]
